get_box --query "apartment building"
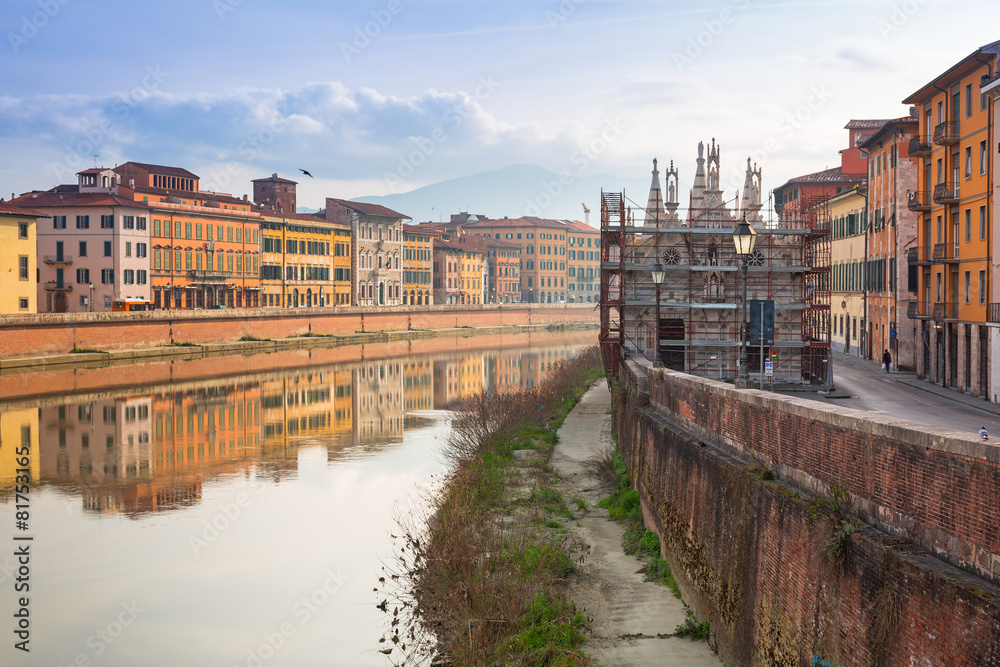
[861,110,920,370]
[324,199,408,307]
[903,40,998,398]
[402,225,436,305]
[0,201,42,313]
[825,188,868,356]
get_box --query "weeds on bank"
[675,609,711,640]
[383,347,602,666]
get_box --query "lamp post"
[732,216,757,388]
[87,283,94,312]
[650,261,666,366]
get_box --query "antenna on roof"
[93,154,100,168]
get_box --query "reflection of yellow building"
[403,360,434,411]
[484,351,522,393]
[259,368,354,451]
[0,408,40,490]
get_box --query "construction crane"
[581,203,590,226]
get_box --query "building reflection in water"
[6,341,590,517]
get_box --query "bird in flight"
[979,426,989,441]
[299,169,313,177]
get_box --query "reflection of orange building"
[483,351,523,393]
[0,408,39,492]
[403,359,434,411]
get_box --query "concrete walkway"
[552,383,721,667]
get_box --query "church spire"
[643,158,665,226]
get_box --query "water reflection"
[0,332,593,667]
[7,335,591,517]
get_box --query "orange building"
[902,41,997,398]
[114,162,263,309]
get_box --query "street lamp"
[87,283,94,312]
[732,216,757,387]
[650,261,666,366]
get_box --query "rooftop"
[328,199,411,220]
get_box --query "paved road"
[805,351,1000,438]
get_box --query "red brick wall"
[0,305,596,359]
[617,362,1000,666]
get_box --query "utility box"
[748,300,775,345]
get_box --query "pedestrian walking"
[882,348,892,373]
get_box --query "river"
[0,329,595,667]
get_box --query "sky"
[0,0,997,220]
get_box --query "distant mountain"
[296,206,321,214]
[351,164,648,225]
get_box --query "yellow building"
[0,202,42,313]
[824,189,868,356]
[903,41,997,396]
[403,226,435,305]
[0,408,39,490]
[258,211,351,307]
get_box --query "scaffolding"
[599,189,833,388]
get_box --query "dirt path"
[552,383,721,667]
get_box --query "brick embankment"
[615,360,1000,667]
[0,303,597,361]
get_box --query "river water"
[0,329,595,667]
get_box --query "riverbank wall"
[613,358,1000,666]
[0,303,596,361]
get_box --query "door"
[56,241,64,262]
[54,292,67,313]
[379,282,385,305]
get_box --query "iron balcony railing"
[907,191,931,211]
[933,182,959,204]
[932,301,957,321]
[988,303,1000,323]
[932,243,959,262]
[933,121,959,145]
[43,255,74,265]
[908,135,932,156]
[44,281,73,291]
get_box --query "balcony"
[188,270,230,284]
[43,255,73,265]
[908,135,933,156]
[932,182,959,204]
[988,303,1000,323]
[932,301,957,321]
[933,121,959,145]
[932,243,959,263]
[44,281,73,291]
[907,191,931,212]
[906,301,924,319]
[909,246,931,265]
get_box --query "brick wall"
[0,304,596,359]
[617,361,1000,666]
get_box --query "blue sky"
[1,0,997,218]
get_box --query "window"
[966,83,973,117]
[137,243,147,258]
[101,268,114,284]
[174,221,182,237]
[196,223,202,240]
[76,215,89,229]
[981,140,988,175]
[185,222,192,239]
[137,270,147,285]
[18,298,27,311]
[980,270,987,304]
[18,255,28,280]
[53,215,66,229]
[79,241,87,257]
[125,242,132,257]
[981,206,988,240]
[154,219,161,237]
[965,146,972,178]
[136,216,146,230]
[123,215,134,229]
[965,209,971,242]
[965,270,971,304]
[104,241,112,257]
[123,269,134,284]
[76,268,89,283]
[18,222,28,238]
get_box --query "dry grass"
[379,348,603,666]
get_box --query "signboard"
[764,361,774,377]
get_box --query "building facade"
[825,189,868,357]
[402,226,435,305]
[903,41,997,399]
[324,199,408,307]
[0,202,41,313]
[984,67,1000,401]
[861,111,920,370]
